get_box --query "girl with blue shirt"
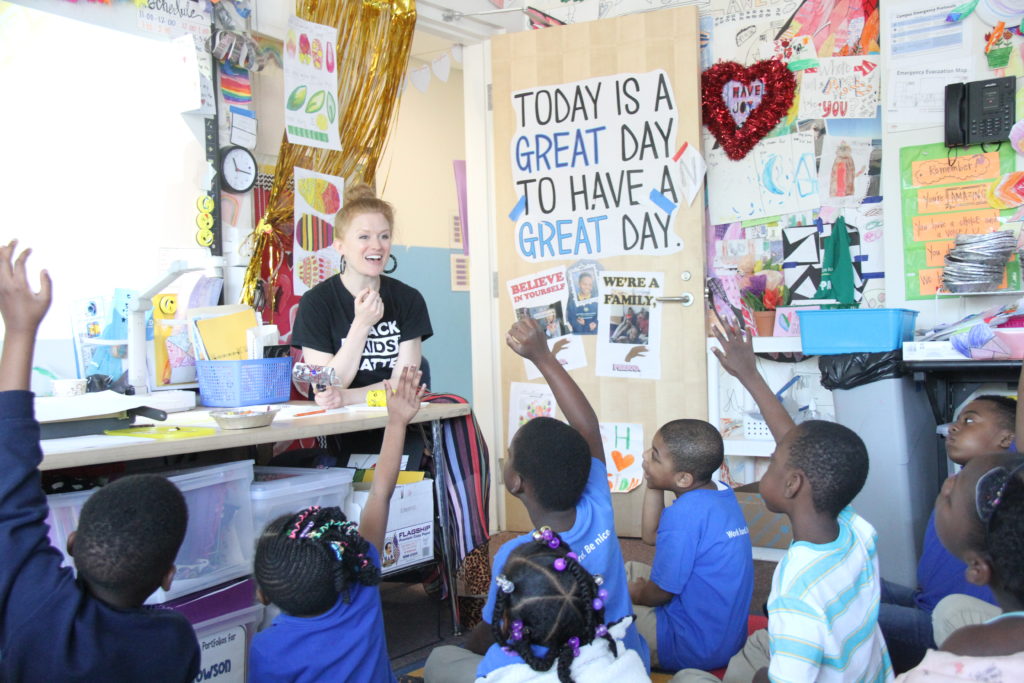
[477,529,647,682]
[248,367,425,683]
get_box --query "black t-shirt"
[291,275,433,388]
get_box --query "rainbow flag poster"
[220,62,252,103]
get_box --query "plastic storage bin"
[249,466,355,538]
[196,357,293,407]
[798,308,918,355]
[162,578,263,683]
[45,460,256,604]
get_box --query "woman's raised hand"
[353,287,384,330]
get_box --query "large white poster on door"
[509,70,684,262]
[596,271,663,379]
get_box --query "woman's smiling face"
[335,211,391,277]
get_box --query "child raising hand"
[249,366,425,683]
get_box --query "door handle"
[655,293,695,306]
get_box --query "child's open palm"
[384,366,425,426]
[712,314,757,381]
[0,240,51,333]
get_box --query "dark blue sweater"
[0,390,199,681]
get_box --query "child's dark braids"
[254,506,381,617]
[489,528,617,683]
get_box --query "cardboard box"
[734,482,793,549]
[348,478,435,575]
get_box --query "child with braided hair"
[478,528,648,682]
[248,366,426,683]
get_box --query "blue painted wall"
[390,245,472,403]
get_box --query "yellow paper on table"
[356,470,425,484]
[196,309,259,361]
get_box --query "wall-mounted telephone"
[945,77,1016,147]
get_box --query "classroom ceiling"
[415,0,526,47]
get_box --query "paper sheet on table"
[196,309,259,361]
[41,434,153,455]
[36,391,161,423]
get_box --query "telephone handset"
[945,77,1015,148]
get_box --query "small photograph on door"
[517,303,568,340]
[608,305,650,345]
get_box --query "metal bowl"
[210,408,280,430]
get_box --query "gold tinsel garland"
[240,0,416,307]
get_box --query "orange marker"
[294,408,327,417]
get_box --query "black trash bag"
[818,350,905,391]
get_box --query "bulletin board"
[899,142,1018,300]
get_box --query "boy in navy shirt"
[0,241,200,682]
[628,419,754,672]
[424,316,650,682]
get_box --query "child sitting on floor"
[896,452,1024,680]
[878,392,1016,671]
[425,317,650,682]
[248,366,426,683]
[675,420,893,682]
[478,529,648,682]
[0,241,200,681]
[627,418,753,672]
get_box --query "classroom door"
[491,6,708,537]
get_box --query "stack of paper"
[190,306,259,361]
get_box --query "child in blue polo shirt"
[423,316,650,682]
[627,419,754,672]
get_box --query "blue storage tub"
[196,357,293,407]
[797,308,918,355]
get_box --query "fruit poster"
[506,266,587,379]
[507,381,558,446]
[595,271,663,380]
[284,16,340,151]
[293,167,343,295]
[599,422,644,494]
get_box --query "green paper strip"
[742,216,782,227]
[945,0,979,22]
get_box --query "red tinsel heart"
[702,59,796,161]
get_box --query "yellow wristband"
[366,389,387,407]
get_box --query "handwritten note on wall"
[899,143,1018,300]
[799,57,880,119]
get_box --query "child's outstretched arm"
[712,317,795,443]
[640,486,664,546]
[358,366,425,553]
[0,241,51,391]
[506,317,604,462]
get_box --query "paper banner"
[293,167,343,295]
[706,131,819,225]
[508,381,558,446]
[431,53,451,82]
[799,57,880,119]
[509,70,683,262]
[596,271,663,379]
[600,422,644,494]
[284,16,340,150]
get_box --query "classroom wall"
[0,0,208,380]
[881,1,1024,329]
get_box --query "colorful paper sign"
[798,57,880,119]
[507,382,558,446]
[507,267,587,378]
[599,422,644,494]
[284,17,340,150]
[595,271,663,380]
[293,167,343,295]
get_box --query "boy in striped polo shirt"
[674,420,894,683]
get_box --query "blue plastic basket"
[196,358,293,407]
[797,308,919,355]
